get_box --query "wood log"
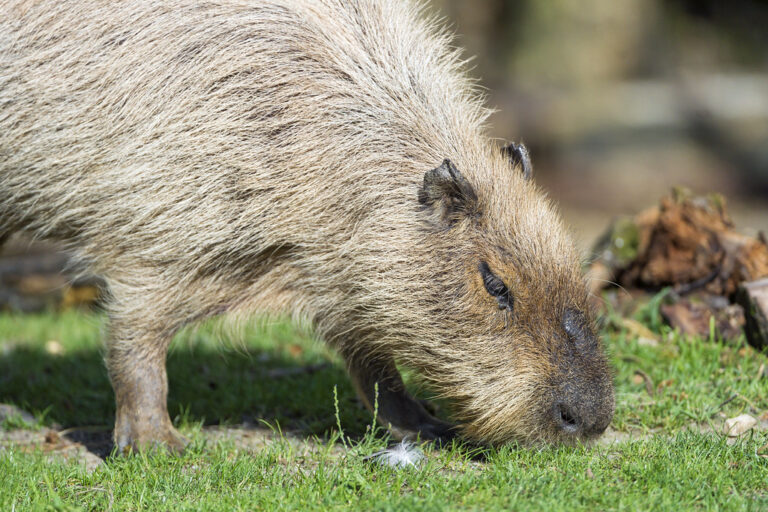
[736,278,768,350]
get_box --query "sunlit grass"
[1,309,766,511]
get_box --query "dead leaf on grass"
[723,414,757,437]
[594,190,768,296]
[660,300,744,340]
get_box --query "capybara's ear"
[501,142,533,181]
[418,159,478,222]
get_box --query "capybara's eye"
[479,262,513,312]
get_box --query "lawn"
[1,302,767,511]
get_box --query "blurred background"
[1,0,767,311]
[433,0,768,248]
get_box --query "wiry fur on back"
[0,0,612,444]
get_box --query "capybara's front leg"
[346,354,456,443]
[107,318,187,454]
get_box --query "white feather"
[365,440,425,469]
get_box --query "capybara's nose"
[554,402,581,434]
[554,401,611,437]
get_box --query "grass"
[1,303,767,511]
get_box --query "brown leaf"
[660,299,744,340]
[723,414,757,437]
[592,189,768,296]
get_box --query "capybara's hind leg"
[107,310,187,454]
[346,354,456,443]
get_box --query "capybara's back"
[0,0,614,452]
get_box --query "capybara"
[0,0,614,451]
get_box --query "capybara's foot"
[346,354,459,445]
[114,414,188,455]
[107,318,187,455]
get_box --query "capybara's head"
[405,151,614,445]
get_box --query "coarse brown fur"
[0,0,614,450]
